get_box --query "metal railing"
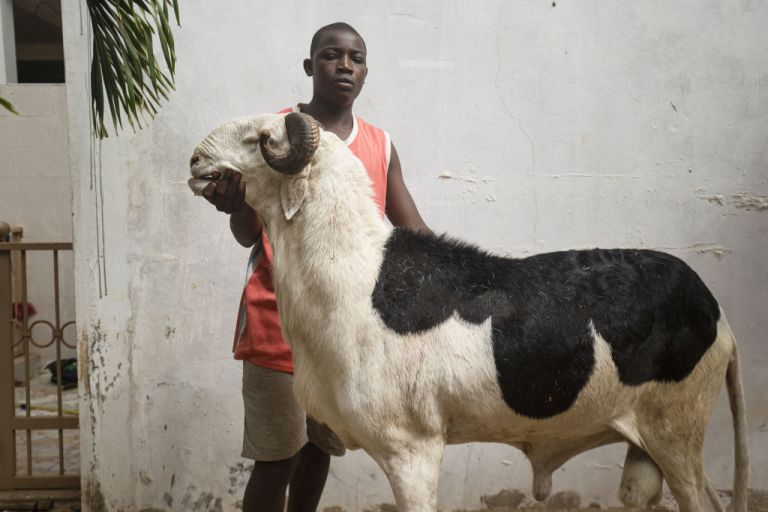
[1,224,25,361]
[0,240,79,491]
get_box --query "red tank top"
[232,107,391,373]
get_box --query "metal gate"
[0,239,79,490]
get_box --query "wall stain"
[84,478,108,512]
[482,488,526,508]
[228,462,253,495]
[697,193,768,211]
[694,244,732,259]
[475,488,677,510]
[698,194,726,206]
[78,328,90,396]
[179,485,225,512]
[436,171,495,184]
[436,171,497,204]
[731,193,768,211]
[650,242,732,260]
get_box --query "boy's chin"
[321,89,360,107]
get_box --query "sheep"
[189,112,748,512]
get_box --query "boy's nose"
[338,56,352,71]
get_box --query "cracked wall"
[62,1,768,510]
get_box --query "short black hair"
[309,22,366,57]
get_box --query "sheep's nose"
[190,155,201,167]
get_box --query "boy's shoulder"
[355,114,389,138]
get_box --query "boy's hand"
[202,169,246,213]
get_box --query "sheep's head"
[188,112,322,220]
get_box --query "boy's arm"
[385,144,431,234]
[202,169,263,247]
[229,206,263,248]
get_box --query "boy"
[203,22,429,512]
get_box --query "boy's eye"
[322,52,337,60]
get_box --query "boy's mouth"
[334,77,355,90]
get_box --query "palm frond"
[87,0,180,138]
[0,96,18,115]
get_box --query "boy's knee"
[301,441,331,461]
[251,453,301,486]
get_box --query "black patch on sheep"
[371,229,720,419]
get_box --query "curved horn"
[259,113,321,174]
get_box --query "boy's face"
[304,30,368,108]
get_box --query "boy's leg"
[285,417,346,512]
[286,442,330,512]
[241,362,308,512]
[243,454,299,512]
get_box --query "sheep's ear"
[280,175,308,220]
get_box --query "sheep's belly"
[295,313,732,454]
[297,316,627,448]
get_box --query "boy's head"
[304,23,368,108]
[309,22,366,57]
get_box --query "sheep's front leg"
[375,439,445,512]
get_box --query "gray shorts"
[242,361,346,461]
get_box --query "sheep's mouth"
[188,173,215,196]
[187,165,242,196]
[188,156,242,196]
[188,155,220,195]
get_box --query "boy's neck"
[300,100,355,141]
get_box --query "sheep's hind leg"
[374,439,445,512]
[642,430,721,512]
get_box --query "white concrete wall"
[0,0,17,83]
[62,1,768,510]
[0,83,75,367]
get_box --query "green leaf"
[171,0,179,25]
[0,96,18,115]
[87,0,181,138]
[91,52,105,132]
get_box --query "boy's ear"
[303,58,313,77]
[280,175,308,220]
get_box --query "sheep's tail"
[725,329,749,512]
